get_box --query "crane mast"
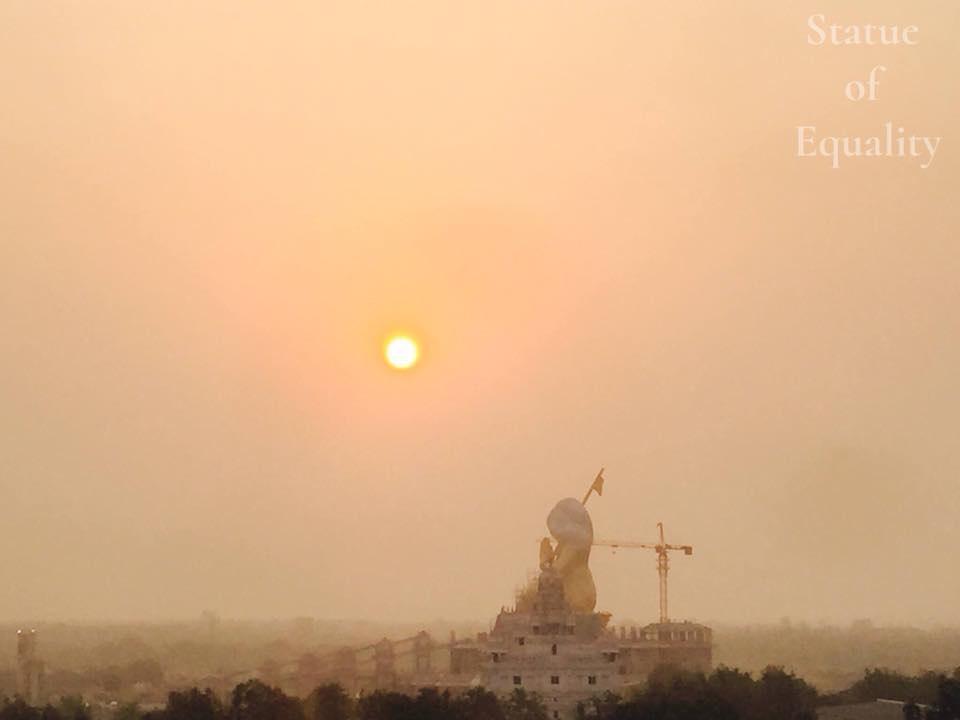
[594,522,693,624]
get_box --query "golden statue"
[538,469,604,612]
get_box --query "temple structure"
[445,491,712,719]
[232,479,712,717]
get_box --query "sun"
[384,335,419,370]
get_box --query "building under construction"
[443,473,712,719]
[287,471,712,720]
[5,473,707,718]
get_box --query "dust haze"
[1,0,958,641]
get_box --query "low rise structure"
[16,629,44,705]
[447,568,711,719]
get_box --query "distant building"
[447,568,711,719]
[16,629,44,705]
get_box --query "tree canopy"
[4,665,960,720]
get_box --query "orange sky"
[1,1,958,625]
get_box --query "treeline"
[821,667,960,710]
[581,665,818,720]
[151,683,546,720]
[711,622,960,692]
[0,684,550,720]
[1,666,959,720]
[0,668,817,720]
[0,696,91,720]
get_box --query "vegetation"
[710,622,960,692]
[0,696,90,720]
[576,665,818,720]
[1,666,959,720]
[819,667,949,706]
[4,620,958,701]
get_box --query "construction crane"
[593,522,692,624]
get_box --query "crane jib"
[593,523,694,624]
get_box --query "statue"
[542,497,597,612]
[521,470,604,614]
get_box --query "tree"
[902,700,922,720]
[305,684,352,720]
[503,689,547,720]
[576,691,620,720]
[229,680,302,720]
[55,697,89,720]
[166,688,224,720]
[413,688,454,720]
[927,676,960,720]
[853,668,920,703]
[754,666,817,720]
[39,707,63,720]
[357,691,415,720]
[707,666,757,719]
[611,667,739,720]
[0,698,40,720]
[451,688,504,720]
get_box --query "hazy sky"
[2,1,958,627]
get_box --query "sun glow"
[384,335,419,370]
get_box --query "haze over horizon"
[2,1,958,627]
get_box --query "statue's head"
[547,497,594,548]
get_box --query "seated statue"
[541,497,597,612]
